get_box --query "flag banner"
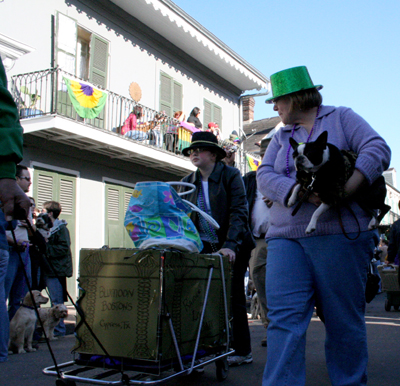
[246,154,260,171]
[63,77,107,119]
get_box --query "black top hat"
[182,131,226,160]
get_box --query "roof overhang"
[110,0,269,92]
[21,116,196,176]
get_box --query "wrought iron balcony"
[11,67,260,174]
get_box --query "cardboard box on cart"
[73,248,231,364]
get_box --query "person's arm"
[341,107,391,186]
[0,59,30,220]
[257,132,296,207]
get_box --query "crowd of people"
[120,104,224,153]
[0,58,72,362]
[1,53,399,385]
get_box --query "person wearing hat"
[243,138,272,348]
[257,66,391,385]
[181,131,255,366]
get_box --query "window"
[159,72,182,117]
[56,13,109,128]
[203,99,222,129]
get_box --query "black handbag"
[365,262,380,303]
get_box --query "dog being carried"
[288,131,390,235]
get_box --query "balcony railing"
[11,67,259,174]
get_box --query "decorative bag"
[124,181,218,253]
[365,262,380,303]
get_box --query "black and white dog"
[287,131,390,234]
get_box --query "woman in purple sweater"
[257,66,391,386]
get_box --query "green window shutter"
[105,184,135,248]
[160,72,182,116]
[204,99,222,130]
[213,105,222,127]
[160,72,172,116]
[173,81,182,113]
[32,168,77,302]
[204,100,212,128]
[89,35,109,88]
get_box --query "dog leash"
[10,218,128,381]
[337,204,361,240]
[8,222,62,377]
[291,174,316,216]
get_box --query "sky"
[173,0,400,180]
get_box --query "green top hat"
[265,66,322,104]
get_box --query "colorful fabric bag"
[124,182,217,253]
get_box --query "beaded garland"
[285,106,321,178]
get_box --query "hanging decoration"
[63,77,108,119]
[246,154,260,171]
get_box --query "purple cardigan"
[257,105,391,239]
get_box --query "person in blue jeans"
[5,165,33,320]
[42,201,73,337]
[0,57,31,362]
[258,66,391,385]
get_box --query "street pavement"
[1,293,400,386]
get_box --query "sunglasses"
[187,147,209,156]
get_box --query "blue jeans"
[263,230,378,386]
[4,246,31,321]
[45,277,66,336]
[0,249,9,362]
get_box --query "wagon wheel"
[56,379,76,386]
[385,299,391,312]
[216,357,229,381]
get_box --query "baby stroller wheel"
[385,299,391,312]
[216,357,229,381]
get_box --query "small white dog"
[38,304,68,341]
[9,290,49,354]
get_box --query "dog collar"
[21,304,40,310]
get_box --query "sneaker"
[227,353,253,366]
[261,337,267,347]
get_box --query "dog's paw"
[287,195,297,207]
[368,218,377,230]
[17,348,27,354]
[25,347,36,352]
[305,224,316,234]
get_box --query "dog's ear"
[315,131,328,147]
[289,137,299,150]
